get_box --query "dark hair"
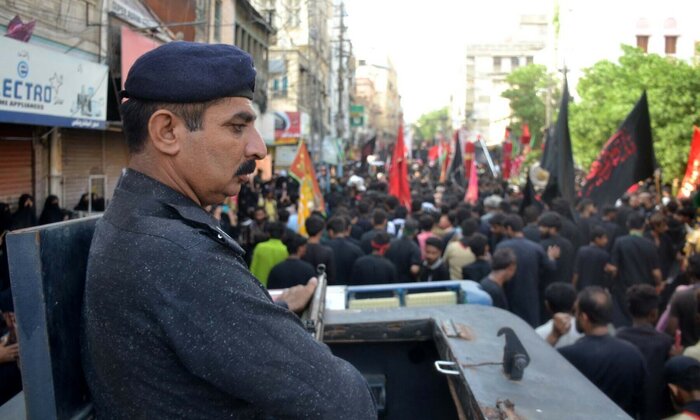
[545,283,577,313]
[358,201,371,215]
[590,226,607,241]
[488,212,506,227]
[626,284,659,318]
[576,198,595,213]
[460,218,479,238]
[402,218,419,236]
[577,286,613,326]
[538,211,562,230]
[372,209,388,226]
[687,254,700,280]
[419,215,434,231]
[523,205,541,224]
[327,217,346,234]
[394,205,408,219]
[467,233,489,257]
[602,205,617,217]
[627,213,645,230]
[491,248,516,271]
[284,233,307,254]
[266,221,286,239]
[277,209,290,223]
[373,231,391,246]
[425,236,444,252]
[504,214,524,232]
[305,215,325,237]
[120,98,222,154]
[386,195,399,210]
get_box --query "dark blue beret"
[121,41,256,103]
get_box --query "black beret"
[665,356,700,390]
[121,41,255,102]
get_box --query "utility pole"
[336,1,346,141]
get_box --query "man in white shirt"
[536,282,583,348]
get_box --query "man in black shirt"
[617,284,676,420]
[351,232,398,285]
[385,219,421,283]
[522,205,542,243]
[462,233,491,281]
[360,209,390,254]
[573,226,610,291]
[645,212,677,282]
[538,212,575,284]
[326,216,365,285]
[268,234,317,290]
[601,205,624,251]
[608,213,662,327]
[301,215,335,283]
[559,287,647,418]
[418,237,450,282]
[479,248,516,310]
[497,215,559,327]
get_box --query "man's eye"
[231,124,245,133]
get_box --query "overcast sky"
[345,0,551,123]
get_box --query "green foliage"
[413,107,451,143]
[570,45,700,181]
[502,64,560,142]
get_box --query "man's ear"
[147,109,184,157]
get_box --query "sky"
[344,0,551,123]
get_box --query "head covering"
[10,194,36,230]
[666,356,700,391]
[39,195,63,225]
[484,195,503,209]
[121,42,256,102]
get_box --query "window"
[526,56,534,65]
[493,56,501,72]
[511,57,520,70]
[665,36,678,55]
[636,35,649,53]
[214,0,222,43]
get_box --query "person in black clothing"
[301,216,335,284]
[479,248,516,310]
[665,356,700,418]
[360,208,389,254]
[74,193,90,212]
[487,212,506,251]
[276,209,296,241]
[496,214,559,327]
[608,213,662,327]
[418,237,450,282]
[665,255,700,348]
[559,287,647,418]
[39,195,67,225]
[462,233,491,281]
[350,200,372,241]
[551,198,583,252]
[385,219,421,283]
[616,284,676,420]
[522,205,541,243]
[10,194,37,230]
[351,232,398,285]
[573,226,610,291]
[268,234,317,290]
[645,212,678,283]
[538,212,575,284]
[601,206,624,252]
[326,216,365,285]
[575,199,600,245]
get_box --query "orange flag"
[679,126,700,198]
[289,142,325,236]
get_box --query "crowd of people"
[3,161,700,417]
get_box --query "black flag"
[541,79,575,205]
[581,91,656,206]
[448,130,466,187]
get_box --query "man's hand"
[546,313,572,346]
[0,343,18,364]
[275,277,318,313]
[547,245,561,260]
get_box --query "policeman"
[81,42,376,419]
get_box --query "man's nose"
[246,128,267,160]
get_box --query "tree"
[413,107,451,144]
[570,45,700,181]
[502,64,560,143]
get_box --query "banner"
[678,126,700,198]
[0,36,108,129]
[290,142,325,236]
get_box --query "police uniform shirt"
[81,169,376,419]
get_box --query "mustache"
[234,160,257,176]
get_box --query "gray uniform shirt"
[81,169,376,419]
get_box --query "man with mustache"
[81,42,376,419]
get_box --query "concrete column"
[49,128,63,204]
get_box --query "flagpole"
[479,136,497,177]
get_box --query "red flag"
[465,159,478,204]
[389,123,412,209]
[502,128,513,179]
[520,123,531,146]
[679,126,700,198]
[464,140,475,179]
